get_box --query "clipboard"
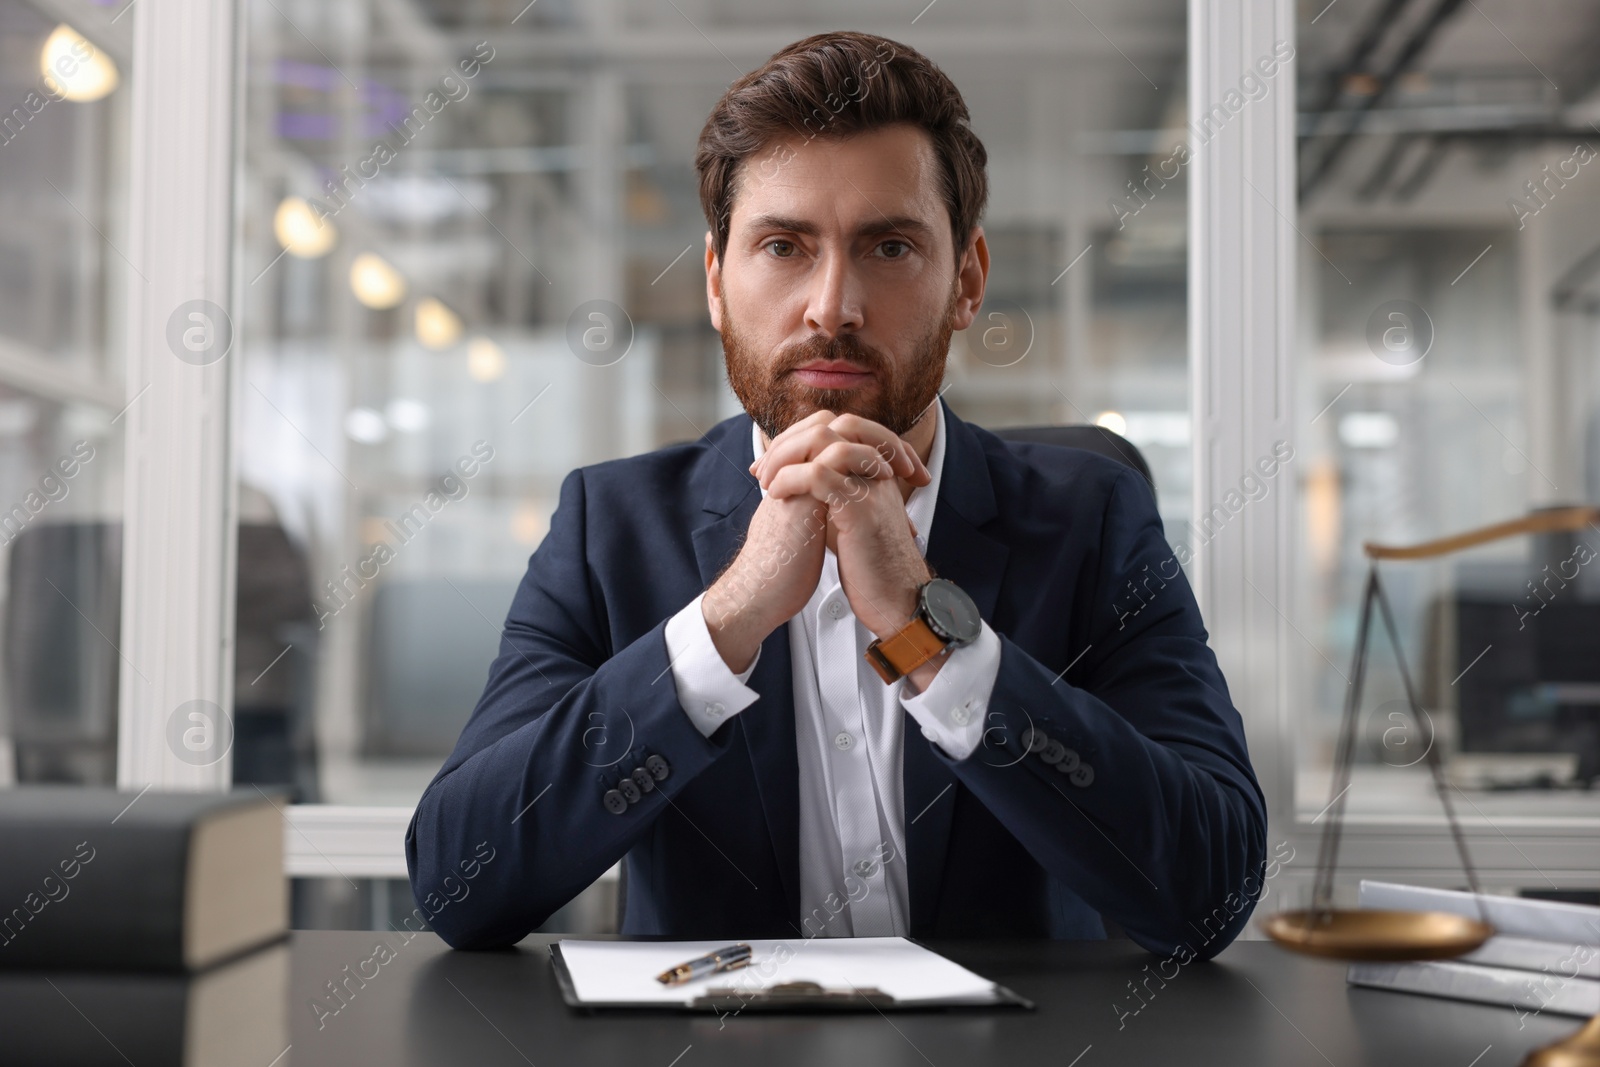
[548,940,1035,1013]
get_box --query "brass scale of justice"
[1259,505,1600,1067]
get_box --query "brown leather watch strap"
[864,615,949,684]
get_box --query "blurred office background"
[0,0,1595,930]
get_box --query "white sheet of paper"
[556,936,1003,1006]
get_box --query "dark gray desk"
[18,932,1583,1065]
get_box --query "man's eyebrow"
[744,213,937,240]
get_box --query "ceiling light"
[273,196,336,258]
[349,253,406,309]
[344,407,388,444]
[40,25,118,103]
[1094,410,1128,437]
[415,298,463,349]
[1338,411,1399,449]
[467,336,505,382]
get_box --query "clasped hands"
[701,410,937,680]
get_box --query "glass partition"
[1293,0,1600,836]
[235,1,1191,819]
[0,3,128,787]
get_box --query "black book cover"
[0,787,281,972]
[0,942,289,1065]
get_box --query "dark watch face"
[921,578,982,645]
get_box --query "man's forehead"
[728,126,945,235]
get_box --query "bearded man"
[408,30,1266,959]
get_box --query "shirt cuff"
[898,620,1001,761]
[663,592,762,738]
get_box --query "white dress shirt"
[663,400,1003,936]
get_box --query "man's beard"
[721,289,955,441]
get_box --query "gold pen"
[656,943,753,986]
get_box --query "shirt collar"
[750,398,947,557]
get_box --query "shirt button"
[705,701,725,718]
[833,731,854,751]
[951,702,973,726]
[826,599,844,619]
[853,858,876,878]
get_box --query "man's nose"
[803,248,865,336]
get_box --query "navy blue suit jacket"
[406,399,1267,958]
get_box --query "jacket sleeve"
[404,468,734,949]
[935,466,1268,960]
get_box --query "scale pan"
[1262,909,1493,961]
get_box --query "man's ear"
[948,225,990,332]
[705,230,723,333]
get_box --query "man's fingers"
[816,440,898,483]
[764,444,896,499]
[754,429,903,487]
[829,412,928,482]
[748,410,835,475]
[753,411,930,486]
[753,425,845,484]
[766,461,862,506]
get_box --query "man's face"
[706,123,986,440]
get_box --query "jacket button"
[645,754,670,781]
[631,767,655,794]
[1040,739,1067,765]
[1070,763,1095,788]
[1051,747,1081,773]
[1021,726,1048,753]
[602,789,627,815]
[618,778,642,804]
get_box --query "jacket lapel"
[689,415,802,927]
[903,401,1011,935]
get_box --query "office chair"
[2,521,319,795]
[3,522,121,784]
[989,423,1157,506]
[233,522,321,802]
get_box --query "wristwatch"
[864,578,983,684]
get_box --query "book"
[1348,957,1599,1019]
[1347,881,1600,1016]
[1358,881,1600,975]
[0,941,288,1066]
[0,788,287,971]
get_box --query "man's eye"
[765,240,797,258]
[878,240,910,259]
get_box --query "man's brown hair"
[694,31,988,268]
